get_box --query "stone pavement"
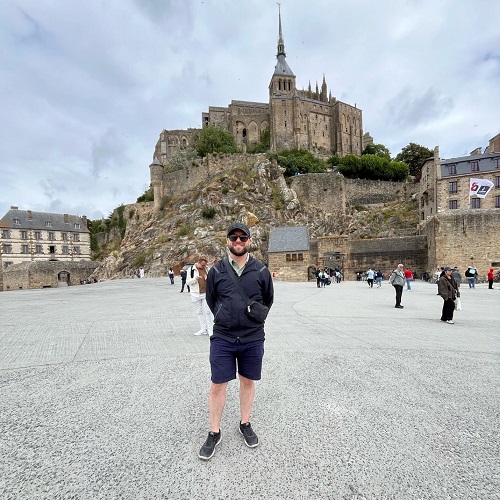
[1,278,499,499]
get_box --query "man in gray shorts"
[198,222,274,460]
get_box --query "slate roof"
[268,226,309,253]
[0,208,89,233]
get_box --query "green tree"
[268,149,328,176]
[362,143,391,161]
[337,154,408,181]
[194,125,237,157]
[395,143,433,176]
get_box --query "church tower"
[269,5,297,151]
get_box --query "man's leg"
[209,382,228,432]
[192,296,207,334]
[201,297,214,336]
[239,375,255,424]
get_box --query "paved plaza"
[1,277,499,499]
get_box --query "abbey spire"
[273,4,294,77]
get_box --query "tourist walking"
[366,268,375,288]
[465,266,477,288]
[487,268,495,289]
[438,266,460,324]
[179,267,189,293]
[404,268,413,290]
[389,263,405,309]
[186,257,213,336]
[168,267,175,285]
[452,267,462,288]
[375,270,383,288]
[198,222,274,461]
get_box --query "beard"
[228,243,249,257]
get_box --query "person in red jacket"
[404,268,414,290]
[487,268,495,289]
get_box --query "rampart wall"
[421,209,500,279]
[3,261,99,291]
[348,236,428,278]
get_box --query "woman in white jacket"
[186,257,214,336]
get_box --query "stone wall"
[160,153,267,198]
[291,174,416,212]
[421,209,500,280]
[348,236,428,279]
[268,251,312,282]
[3,260,99,291]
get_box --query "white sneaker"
[446,320,454,324]
[194,330,205,336]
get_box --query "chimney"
[10,206,18,210]
[64,214,69,223]
[27,210,32,220]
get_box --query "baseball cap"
[227,222,250,237]
[443,266,452,271]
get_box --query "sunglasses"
[228,234,249,242]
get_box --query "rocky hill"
[91,157,419,280]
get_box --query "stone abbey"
[154,8,366,164]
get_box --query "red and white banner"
[469,178,494,198]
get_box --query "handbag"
[454,297,462,311]
[223,259,270,323]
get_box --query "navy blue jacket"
[206,256,274,343]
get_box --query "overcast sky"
[1,0,499,220]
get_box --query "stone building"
[0,207,95,290]
[268,226,312,281]
[419,134,500,276]
[154,7,364,167]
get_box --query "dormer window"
[74,223,81,229]
[45,221,52,227]
[13,218,21,225]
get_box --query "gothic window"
[471,160,479,172]
[279,80,281,90]
[182,138,187,146]
[242,129,247,138]
[471,198,481,209]
[449,181,457,193]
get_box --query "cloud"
[386,87,454,129]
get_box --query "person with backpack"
[465,266,477,288]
